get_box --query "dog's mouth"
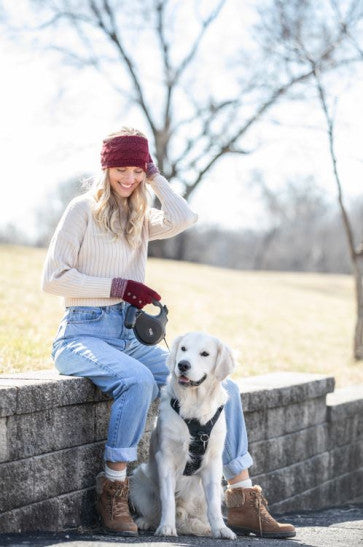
[177,373,207,387]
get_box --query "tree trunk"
[173,232,189,261]
[148,232,190,261]
[354,255,363,359]
[253,227,278,270]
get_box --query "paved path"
[0,504,362,547]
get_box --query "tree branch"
[180,51,361,199]
[155,0,173,146]
[222,50,361,157]
[174,0,226,83]
[313,65,357,262]
[169,98,240,177]
[89,0,157,135]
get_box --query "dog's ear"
[166,335,184,371]
[214,342,235,381]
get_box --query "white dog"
[129,332,237,539]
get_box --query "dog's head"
[167,332,235,388]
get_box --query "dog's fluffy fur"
[129,332,237,539]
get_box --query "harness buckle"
[199,432,209,450]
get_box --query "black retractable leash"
[124,299,169,349]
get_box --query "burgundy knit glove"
[110,278,161,309]
[146,154,159,179]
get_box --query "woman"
[42,127,295,539]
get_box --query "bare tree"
[2,0,362,263]
[313,73,363,358]
[262,0,363,357]
[3,0,362,194]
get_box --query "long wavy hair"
[85,127,150,248]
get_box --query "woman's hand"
[146,154,159,181]
[111,278,161,309]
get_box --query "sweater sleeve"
[147,174,198,241]
[41,197,113,298]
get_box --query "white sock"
[104,463,127,482]
[230,478,253,489]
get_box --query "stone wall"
[239,374,363,514]
[0,370,362,533]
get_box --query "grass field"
[0,244,362,388]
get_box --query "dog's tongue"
[178,375,190,384]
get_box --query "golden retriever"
[130,332,237,539]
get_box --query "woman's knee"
[134,366,158,395]
[224,378,241,399]
[114,365,158,400]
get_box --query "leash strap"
[170,398,224,476]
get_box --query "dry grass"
[0,244,361,387]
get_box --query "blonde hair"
[86,127,150,248]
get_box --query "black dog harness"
[170,398,224,476]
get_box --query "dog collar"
[170,398,224,476]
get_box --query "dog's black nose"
[178,360,191,373]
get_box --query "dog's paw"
[212,526,237,540]
[177,516,211,537]
[135,516,152,531]
[188,519,211,537]
[155,524,178,536]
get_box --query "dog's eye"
[181,346,186,351]
[200,351,209,357]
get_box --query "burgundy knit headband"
[100,135,150,171]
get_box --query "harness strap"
[170,398,224,476]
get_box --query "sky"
[1,1,362,241]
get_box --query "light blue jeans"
[51,302,253,479]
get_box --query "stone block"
[0,443,104,513]
[15,377,101,416]
[2,403,100,462]
[327,385,363,421]
[328,440,363,478]
[249,423,329,476]
[245,396,327,442]
[0,418,9,462]
[0,386,17,418]
[94,400,112,440]
[252,451,331,505]
[0,371,109,418]
[271,468,363,514]
[238,372,335,413]
[1,392,158,465]
[327,414,361,449]
[58,487,97,531]
[0,488,96,533]
[0,495,60,534]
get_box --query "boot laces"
[250,487,270,537]
[107,481,129,519]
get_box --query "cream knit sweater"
[41,174,198,307]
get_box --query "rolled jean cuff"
[104,445,138,463]
[223,451,254,480]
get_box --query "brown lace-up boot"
[225,485,296,539]
[96,473,138,536]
